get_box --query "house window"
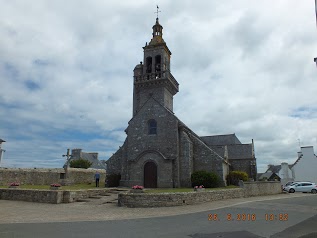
[148,119,157,135]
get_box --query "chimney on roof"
[71,149,82,159]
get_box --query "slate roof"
[208,145,226,158]
[266,165,281,173]
[266,164,293,173]
[65,150,106,170]
[227,144,253,159]
[80,152,106,169]
[257,173,264,180]
[208,144,253,160]
[258,172,280,180]
[200,134,241,146]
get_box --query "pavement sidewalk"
[0,193,308,224]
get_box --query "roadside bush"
[69,158,92,169]
[106,174,121,187]
[226,171,248,186]
[191,170,221,188]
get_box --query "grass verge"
[144,185,239,193]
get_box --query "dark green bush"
[106,174,121,187]
[226,171,248,186]
[191,170,221,188]
[69,158,92,169]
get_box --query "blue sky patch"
[33,59,50,66]
[3,62,19,79]
[25,80,40,90]
[290,106,317,119]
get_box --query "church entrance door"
[144,161,157,188]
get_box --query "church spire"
[132,13,178,116]
[149,7,165,46]
[152,17,163,38]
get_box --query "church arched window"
[148,119,157,135]
[155,55,161,72]
[146,57,152,73]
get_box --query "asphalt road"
[0,194,316,238]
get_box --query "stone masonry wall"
[192,135,226,186]
[126,98,179,163]
[243,181,282,197]
[0,168,106,185]
[118,181,282,208]
[179,130,193,187]
[0,189,63,204]
[106,146,124,175]
[119,188,245,207]
[0,188,113,204]
[230,159,253,179]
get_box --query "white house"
[292,146,317,184]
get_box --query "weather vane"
[155,5,161,18]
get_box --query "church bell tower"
[133,17,179,116]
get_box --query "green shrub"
[226,171,248,186]
[69,158,92,169]
[106,174,121,187]
[191,170,221,188]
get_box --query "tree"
[69,158,92,169]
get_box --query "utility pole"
[0,139,6,167]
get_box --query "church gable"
[127,96,179,162]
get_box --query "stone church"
[106,17,256,188]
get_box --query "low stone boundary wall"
[0,182,282,206]
[118,181,282,208]
[0,188,112,204]
[119,188,245,207]
[0,189,63,204]
[0,168,106,186]
[243,181,282,197]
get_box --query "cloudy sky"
[1,0,316,172]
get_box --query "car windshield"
[286,182,296,186]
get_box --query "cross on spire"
[155,5,161,18]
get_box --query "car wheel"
[289,188,295,193]
[311,189,317,194]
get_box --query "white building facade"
[292,146,317,184]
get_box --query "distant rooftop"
[66,149,106,170]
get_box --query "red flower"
[50,183,61,187]
[132,185,144,190]
[9,182,20,186]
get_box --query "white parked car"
[282,181,296,191]
[284,182,317,194]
